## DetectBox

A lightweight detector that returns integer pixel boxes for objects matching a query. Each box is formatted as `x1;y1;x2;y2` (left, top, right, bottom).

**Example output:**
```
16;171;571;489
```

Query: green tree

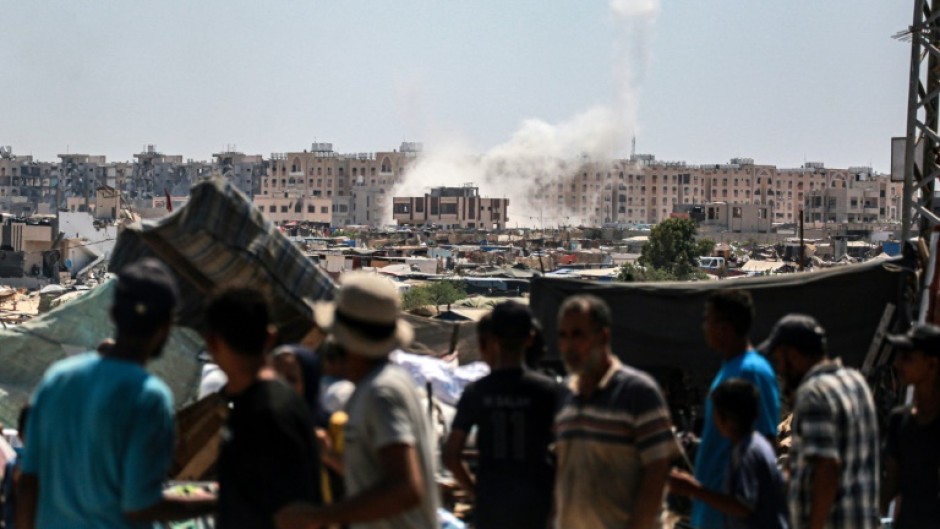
617;263;678;282
426;280;467;312
402;285;433;311
636;218;715;281
401;281;467;313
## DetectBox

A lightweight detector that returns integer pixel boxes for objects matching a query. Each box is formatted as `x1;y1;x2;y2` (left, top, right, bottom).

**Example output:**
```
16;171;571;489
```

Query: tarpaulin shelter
530;258;912;395
0;179;481;427
0;281;204;425
108;179;478;358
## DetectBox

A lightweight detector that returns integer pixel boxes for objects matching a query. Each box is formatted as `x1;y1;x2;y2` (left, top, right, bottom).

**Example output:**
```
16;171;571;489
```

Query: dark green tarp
530;259;910;396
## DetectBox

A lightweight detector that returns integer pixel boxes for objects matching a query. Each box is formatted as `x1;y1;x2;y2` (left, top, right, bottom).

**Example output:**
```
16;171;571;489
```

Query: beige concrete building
253;195;332;226
4;221;53;275
804;176;901;224
260;142;420;227
531;156;902;227
700;202;772;233
95;186;121;220
393;186;509;230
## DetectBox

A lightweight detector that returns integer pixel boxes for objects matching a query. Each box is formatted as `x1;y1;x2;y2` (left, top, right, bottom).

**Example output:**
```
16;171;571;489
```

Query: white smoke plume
390;0;660;228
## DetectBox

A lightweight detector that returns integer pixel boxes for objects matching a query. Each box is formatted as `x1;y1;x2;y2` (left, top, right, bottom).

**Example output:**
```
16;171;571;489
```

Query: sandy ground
0;289;40;324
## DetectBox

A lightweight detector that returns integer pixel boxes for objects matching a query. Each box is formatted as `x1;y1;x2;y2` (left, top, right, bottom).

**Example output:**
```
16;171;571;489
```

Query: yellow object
330;411;348;454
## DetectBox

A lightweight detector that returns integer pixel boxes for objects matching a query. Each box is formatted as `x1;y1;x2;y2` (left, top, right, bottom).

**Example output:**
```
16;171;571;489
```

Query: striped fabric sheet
110;178;337;342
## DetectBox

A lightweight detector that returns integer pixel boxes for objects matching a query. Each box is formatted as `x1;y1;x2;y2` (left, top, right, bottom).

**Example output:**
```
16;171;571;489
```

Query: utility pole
899;0;940;240
799;208;805;272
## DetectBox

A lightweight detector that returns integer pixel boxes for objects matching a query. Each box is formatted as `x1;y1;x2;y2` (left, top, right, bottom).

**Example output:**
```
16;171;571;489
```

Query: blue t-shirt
692;350;780;529
20;353;175;529
723;432;789;529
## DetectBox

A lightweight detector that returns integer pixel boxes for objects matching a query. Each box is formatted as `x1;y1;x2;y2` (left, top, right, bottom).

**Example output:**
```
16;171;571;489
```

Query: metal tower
900;0;940;240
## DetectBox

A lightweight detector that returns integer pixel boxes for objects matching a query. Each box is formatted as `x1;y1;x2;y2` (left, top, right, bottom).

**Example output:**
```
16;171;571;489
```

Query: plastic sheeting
390;350;489;407
531;258;911;395
0;280;204;426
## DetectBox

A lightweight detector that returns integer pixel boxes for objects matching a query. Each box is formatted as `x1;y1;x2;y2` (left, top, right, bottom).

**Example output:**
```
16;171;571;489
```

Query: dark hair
204;286;271;356
477;312;494;348
711;378;759;432
273;345;324;425
18;404;30;441
558;294;612;331
491;301;534;354
706;290;754;336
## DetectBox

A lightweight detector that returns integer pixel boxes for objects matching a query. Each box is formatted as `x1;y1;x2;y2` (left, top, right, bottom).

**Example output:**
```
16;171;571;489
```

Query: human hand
668;469;701;497
314;428;333;452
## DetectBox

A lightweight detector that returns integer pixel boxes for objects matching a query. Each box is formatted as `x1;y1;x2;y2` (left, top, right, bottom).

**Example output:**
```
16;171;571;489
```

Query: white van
698;256;726;271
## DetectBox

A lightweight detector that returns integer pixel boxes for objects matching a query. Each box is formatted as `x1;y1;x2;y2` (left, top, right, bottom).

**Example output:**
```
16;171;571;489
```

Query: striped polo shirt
554;358;679;529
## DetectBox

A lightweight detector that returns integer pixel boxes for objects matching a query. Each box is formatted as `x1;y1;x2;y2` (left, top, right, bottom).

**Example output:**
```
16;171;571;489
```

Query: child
670;379;788;529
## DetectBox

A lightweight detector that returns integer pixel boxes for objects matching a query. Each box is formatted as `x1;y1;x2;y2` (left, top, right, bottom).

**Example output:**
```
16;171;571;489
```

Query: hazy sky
0;1;910;171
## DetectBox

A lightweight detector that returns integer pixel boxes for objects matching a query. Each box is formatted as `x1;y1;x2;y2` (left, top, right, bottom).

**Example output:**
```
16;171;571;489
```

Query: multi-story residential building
57;153;108;208
392;186;509;230
260;142;420;227
804;173;902;224
252;195;332;227
213;150;265;197
531;156;903;227
0;146;53;216
131;145;193;199
0;143;905;231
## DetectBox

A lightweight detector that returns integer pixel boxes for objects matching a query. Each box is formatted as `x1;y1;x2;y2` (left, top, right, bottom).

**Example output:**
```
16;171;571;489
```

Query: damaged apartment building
0;144;267;220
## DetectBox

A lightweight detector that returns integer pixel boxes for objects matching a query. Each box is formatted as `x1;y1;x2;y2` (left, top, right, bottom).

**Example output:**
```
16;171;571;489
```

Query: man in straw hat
277;271;439;529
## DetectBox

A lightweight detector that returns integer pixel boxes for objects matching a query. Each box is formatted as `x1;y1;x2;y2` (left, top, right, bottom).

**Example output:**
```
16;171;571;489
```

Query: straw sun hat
313;271;413;358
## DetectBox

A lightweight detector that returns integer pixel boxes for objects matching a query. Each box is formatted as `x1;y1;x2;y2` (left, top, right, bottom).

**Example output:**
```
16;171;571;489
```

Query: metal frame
901;0;940;241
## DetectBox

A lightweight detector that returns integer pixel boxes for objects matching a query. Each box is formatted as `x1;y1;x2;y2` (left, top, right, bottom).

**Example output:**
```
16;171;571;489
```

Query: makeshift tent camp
108;178;480;360
530;258;913;399
0;280;204;426
0;179;480;426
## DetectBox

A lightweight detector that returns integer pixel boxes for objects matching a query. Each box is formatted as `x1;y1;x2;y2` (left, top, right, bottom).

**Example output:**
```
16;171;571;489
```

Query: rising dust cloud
389;0;660;228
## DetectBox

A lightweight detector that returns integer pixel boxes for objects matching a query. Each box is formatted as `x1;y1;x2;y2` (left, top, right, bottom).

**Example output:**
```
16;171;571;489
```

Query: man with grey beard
553;295;678;529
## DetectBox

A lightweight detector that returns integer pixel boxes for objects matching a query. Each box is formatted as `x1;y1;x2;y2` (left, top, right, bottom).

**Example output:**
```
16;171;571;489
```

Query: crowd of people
1;258;938;529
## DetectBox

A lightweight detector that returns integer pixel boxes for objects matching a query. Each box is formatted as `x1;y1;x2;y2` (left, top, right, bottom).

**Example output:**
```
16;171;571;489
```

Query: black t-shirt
884;405;940;529
452;368;567;529
218;380;322;529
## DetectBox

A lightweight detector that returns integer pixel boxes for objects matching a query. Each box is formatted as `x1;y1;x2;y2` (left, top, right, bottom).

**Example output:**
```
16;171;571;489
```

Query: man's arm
627;457;670;529
125;492;218;523
442;429;475;497
314;428;344;475
880;455;899;516
806;456;840;529
275;443;425;529
669;469;752;519
15;473;38;529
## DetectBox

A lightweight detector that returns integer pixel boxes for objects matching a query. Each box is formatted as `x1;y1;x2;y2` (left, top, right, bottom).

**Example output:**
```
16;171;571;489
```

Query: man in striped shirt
761;314;880;529
553;295;679;529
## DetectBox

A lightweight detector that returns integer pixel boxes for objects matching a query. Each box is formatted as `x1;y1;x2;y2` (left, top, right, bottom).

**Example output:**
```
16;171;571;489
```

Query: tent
0;281;204;425
0;179;479;425
530;258;913;402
